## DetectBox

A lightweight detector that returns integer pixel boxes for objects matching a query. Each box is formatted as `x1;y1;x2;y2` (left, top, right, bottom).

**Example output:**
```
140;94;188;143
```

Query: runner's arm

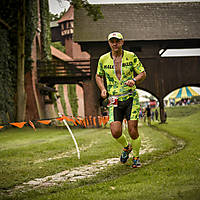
95;74;107;98
125;71;146;87
134;71;146;84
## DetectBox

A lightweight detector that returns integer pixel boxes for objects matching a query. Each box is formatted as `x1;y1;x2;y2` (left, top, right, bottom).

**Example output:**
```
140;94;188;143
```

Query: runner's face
108;38;124;52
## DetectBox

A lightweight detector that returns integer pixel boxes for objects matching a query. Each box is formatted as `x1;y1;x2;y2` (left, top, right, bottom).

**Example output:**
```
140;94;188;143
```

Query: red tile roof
50;45;72;61
58;6;74;23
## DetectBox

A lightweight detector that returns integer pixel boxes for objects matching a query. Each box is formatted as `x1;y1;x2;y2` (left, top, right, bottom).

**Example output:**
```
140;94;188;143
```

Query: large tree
0;0;102;123
0;0;37;122
17;0;26;121
16;0;102;121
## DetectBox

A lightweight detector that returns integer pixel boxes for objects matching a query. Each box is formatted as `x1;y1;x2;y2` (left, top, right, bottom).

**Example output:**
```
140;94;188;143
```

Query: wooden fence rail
37;60;91;84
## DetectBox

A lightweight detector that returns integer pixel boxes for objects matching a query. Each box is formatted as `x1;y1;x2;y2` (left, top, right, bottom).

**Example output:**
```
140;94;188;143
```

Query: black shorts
108;96;140;123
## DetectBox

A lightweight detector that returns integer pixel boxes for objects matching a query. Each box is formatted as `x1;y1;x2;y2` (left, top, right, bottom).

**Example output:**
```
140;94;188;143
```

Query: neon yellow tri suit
97;50;145;123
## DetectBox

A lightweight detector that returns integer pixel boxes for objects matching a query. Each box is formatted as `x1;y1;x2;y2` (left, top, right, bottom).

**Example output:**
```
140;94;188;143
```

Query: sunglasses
109;38;122;43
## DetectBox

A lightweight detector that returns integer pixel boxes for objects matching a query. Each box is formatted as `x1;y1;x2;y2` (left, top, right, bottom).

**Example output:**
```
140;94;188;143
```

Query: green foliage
0;0;39;122
0;0;18;123
51;42;66;53
55;84;79;117
40;0;52;60
25;0;38;72
0;0;17;28
49;0;103;21
0;0;38;73
69;0;104;21
50;89;59;114
0;29;16;123
67;84;78;116
0;0;103;124
58;85;68;116
53;100;59;115
50;9;67;21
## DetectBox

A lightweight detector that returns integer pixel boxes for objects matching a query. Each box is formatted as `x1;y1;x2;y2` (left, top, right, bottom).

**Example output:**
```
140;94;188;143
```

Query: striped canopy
169;87;199;99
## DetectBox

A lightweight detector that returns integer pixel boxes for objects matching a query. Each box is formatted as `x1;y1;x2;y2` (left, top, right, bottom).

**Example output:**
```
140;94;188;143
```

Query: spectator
146;105;151;126
155;109;158;121
151;110;154;121
139;109;143;120
164;111;167;123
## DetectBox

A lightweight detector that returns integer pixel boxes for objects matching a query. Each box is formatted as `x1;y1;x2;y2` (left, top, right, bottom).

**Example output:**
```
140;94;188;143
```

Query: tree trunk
17;0;26;121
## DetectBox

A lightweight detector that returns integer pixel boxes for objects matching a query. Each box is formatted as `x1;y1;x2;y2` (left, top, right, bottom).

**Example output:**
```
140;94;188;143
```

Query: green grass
0;104;200;200
165;104;200;118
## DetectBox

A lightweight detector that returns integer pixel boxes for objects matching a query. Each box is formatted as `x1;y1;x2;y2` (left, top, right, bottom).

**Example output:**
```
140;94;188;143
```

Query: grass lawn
0;104;200;200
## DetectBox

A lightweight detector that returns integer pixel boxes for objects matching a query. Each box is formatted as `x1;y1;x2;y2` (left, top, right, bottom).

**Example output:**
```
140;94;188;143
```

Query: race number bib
108;96;118;107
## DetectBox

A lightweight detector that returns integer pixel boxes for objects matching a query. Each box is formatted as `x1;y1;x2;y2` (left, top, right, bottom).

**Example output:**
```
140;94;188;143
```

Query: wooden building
74;2;200;122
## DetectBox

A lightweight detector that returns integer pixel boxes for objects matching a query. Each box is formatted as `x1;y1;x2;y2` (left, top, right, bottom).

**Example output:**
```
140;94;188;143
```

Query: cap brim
108;32;123;40
109;36;122;40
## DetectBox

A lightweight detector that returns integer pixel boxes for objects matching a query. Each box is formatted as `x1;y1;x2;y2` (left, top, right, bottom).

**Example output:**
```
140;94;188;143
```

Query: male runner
96;32;146;168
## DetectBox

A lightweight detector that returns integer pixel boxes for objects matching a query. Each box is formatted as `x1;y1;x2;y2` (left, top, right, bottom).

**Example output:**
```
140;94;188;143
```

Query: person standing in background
155;109;158;121
146;105;151;126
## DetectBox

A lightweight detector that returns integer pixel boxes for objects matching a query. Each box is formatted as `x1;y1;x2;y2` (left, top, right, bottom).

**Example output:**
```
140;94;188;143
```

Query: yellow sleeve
133;54;144;74
96;56;105;76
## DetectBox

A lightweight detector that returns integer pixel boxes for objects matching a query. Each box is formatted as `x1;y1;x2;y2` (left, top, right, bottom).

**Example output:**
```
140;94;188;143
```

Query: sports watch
133;78;136;82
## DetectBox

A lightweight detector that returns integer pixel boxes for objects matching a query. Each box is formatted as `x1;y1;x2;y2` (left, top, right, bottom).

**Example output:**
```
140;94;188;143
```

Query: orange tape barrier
0;115;109;131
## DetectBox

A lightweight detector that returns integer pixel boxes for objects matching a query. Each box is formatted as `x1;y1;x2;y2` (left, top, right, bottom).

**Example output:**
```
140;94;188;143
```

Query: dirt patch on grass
33;141;97;164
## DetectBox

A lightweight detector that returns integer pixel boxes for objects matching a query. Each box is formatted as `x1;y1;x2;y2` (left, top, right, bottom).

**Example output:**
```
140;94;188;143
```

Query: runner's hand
101;89;107;99
125;80;135;87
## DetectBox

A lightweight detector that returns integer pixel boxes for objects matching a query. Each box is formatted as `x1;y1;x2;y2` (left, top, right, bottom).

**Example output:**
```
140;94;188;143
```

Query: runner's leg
109;101;131;163
128;120;141;157
109;105;128;146
125;93;142;167
110;121;127;144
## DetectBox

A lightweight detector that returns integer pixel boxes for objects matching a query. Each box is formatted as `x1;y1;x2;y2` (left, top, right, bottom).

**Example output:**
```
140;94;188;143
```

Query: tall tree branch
0;18;12;30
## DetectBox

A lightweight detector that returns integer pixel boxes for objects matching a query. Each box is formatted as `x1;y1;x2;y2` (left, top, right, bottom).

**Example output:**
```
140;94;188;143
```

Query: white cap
108;32;123;40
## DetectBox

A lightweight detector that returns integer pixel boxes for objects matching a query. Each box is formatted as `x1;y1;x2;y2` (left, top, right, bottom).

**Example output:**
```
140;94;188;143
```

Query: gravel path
10;137;155;193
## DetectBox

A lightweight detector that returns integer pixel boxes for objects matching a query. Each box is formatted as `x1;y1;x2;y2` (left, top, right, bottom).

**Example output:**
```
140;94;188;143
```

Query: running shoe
120;144;132;163
132;157;141;168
